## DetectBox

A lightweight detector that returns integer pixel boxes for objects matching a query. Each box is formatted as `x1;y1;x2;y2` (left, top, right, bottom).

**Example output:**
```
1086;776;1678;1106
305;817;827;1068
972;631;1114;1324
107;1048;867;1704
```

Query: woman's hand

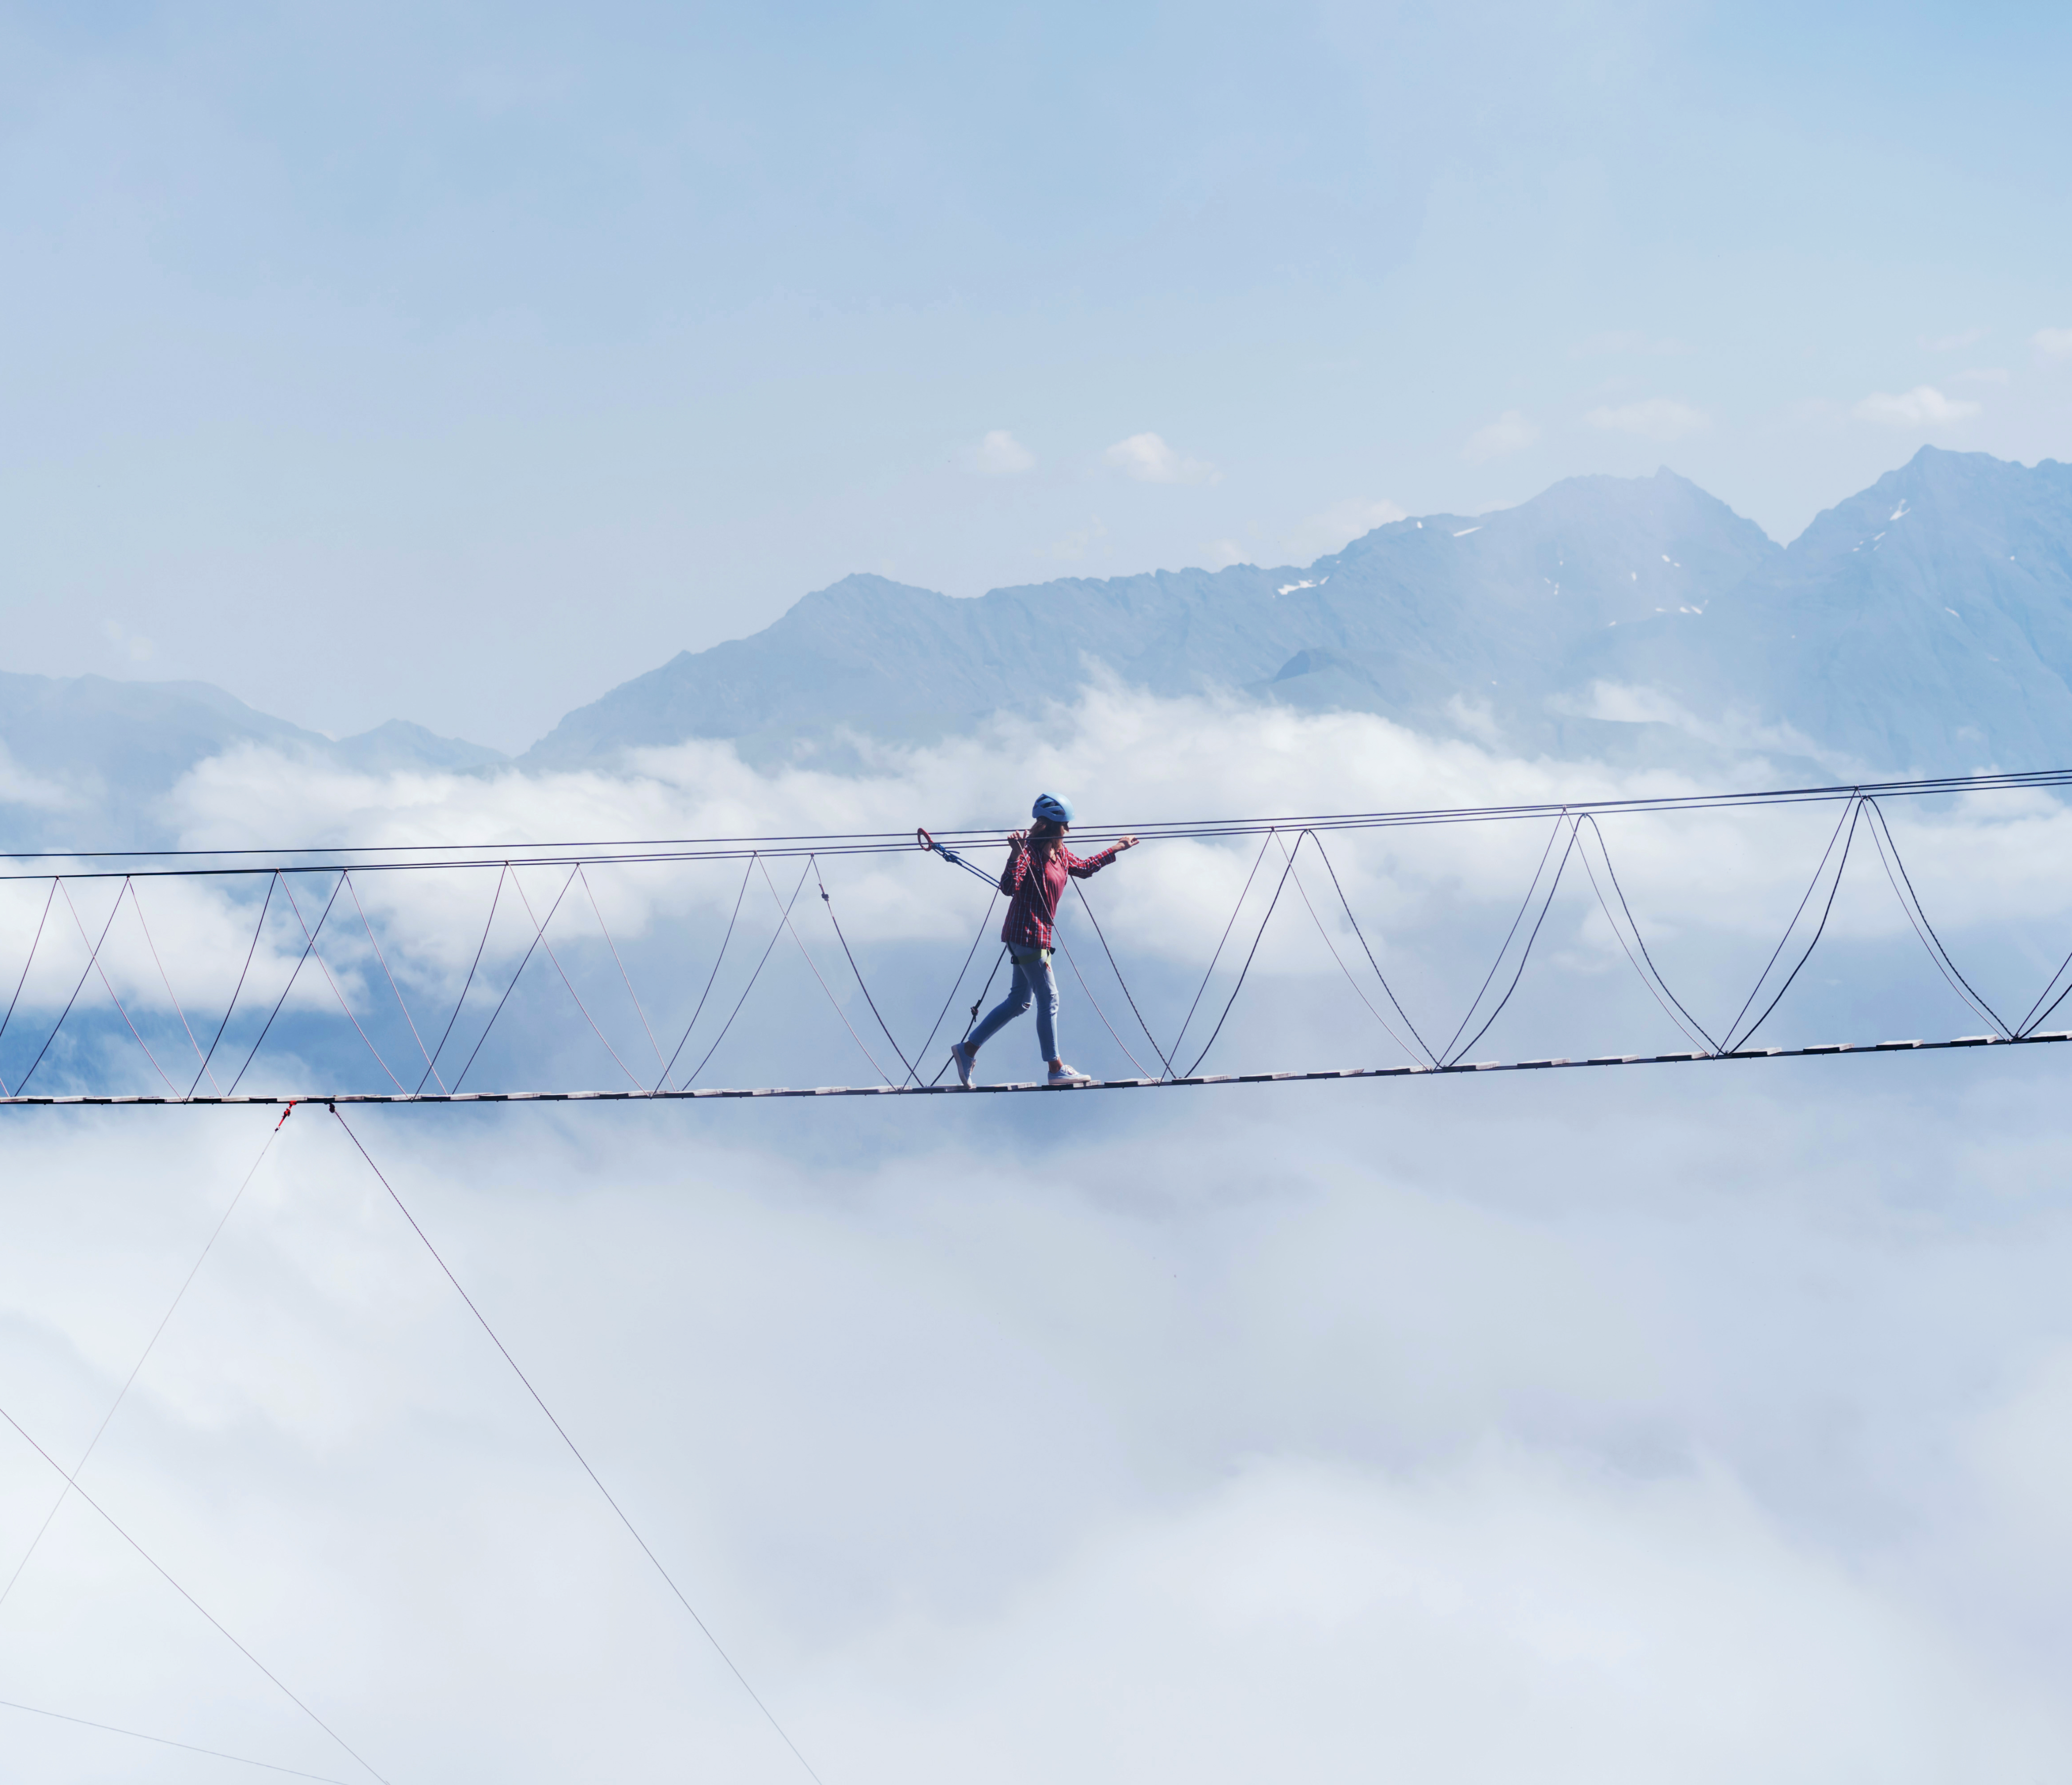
1009;830;1028;851
1117;836;1140;850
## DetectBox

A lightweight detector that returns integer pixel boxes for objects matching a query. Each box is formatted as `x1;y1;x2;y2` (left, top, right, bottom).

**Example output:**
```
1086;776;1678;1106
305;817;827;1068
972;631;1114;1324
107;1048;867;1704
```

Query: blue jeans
967;947;1058;1061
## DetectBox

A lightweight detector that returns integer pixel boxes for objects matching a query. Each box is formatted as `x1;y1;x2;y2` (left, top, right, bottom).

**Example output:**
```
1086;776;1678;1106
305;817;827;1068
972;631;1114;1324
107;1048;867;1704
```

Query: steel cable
1571;817;1716;1055
344;871;447;1090
1070;881;1174;1077
1861;798;2010;1036
55;879;182;1095
1446;819;1581;1067
0;1113;290;1616
328;1108;825;1785
450;865;581;1093
0;1401;389;1783
0;876;58;1091
416;866;507;1094
657;855;755;1090
1717;796;1860;1053
812;863;915;1081
678;859;811;1088
905;888;999;1086
1303;835;1438;1067
190;873;278;1098
579;864;671;1076
1723;799;1864;1052
1182;833;1308;1077
0;1696;347;1782
1169;831;1276;1074
126;879;223;1092
227;874;349;1095
757;856;893;1085
1274;833;1427;1065
1439;815;1568;1066
275;876;409;1093
508;869;650;1092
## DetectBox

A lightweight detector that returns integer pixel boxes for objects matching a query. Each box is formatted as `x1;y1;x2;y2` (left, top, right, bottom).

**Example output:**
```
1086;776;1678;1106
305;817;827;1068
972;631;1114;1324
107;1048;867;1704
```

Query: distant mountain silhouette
525;464;1784;768
0;674;503;848
521;450;2072;776
9;448;2069;852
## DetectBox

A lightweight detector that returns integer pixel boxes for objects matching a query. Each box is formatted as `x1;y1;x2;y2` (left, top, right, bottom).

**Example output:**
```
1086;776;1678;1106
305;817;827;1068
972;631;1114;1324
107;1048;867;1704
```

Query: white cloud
1852;386;1982;427
10;1020;2072;1779
1103;432;1218;486
1919;327;1988;352
0;743;72;811
1953;367;2010;386
1583;398;1709;442
975;429;1035;475
1463;411;1539;463
1281;497;1408;560
1199;539;1248;571
2033;327;2072;362
17;694;2072;1781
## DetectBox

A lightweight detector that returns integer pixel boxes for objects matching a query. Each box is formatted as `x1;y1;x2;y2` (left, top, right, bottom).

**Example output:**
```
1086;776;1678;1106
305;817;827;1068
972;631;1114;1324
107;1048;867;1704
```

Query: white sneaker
950;1041;977;1088
1047;1063;1094;1086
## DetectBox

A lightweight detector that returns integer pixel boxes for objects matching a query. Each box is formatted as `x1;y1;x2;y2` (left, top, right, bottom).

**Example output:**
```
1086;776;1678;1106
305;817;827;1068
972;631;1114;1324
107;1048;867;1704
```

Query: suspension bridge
4;767;2071;1107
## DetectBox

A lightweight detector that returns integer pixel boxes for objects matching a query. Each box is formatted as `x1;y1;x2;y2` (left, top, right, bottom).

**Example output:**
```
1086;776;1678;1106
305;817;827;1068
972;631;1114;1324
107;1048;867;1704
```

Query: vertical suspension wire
811;861;915;1081
1168;830;1276;1074
1070;880;1174;1078
53;880;181;1094
227;873;350;1095
1860;797;2009;1037
0;876;59;1094
122;879;224;1092
415;865;507;1095
657;855;755;1090
275;875;410;1093
1715;793;1858;1051
678;857;812;1089
1304;834;1438;1068
1439;813;1571;1066
577;863;671;1077
1055;937;1153;1077
1444;816;1582;1067
15;876;129;1095
1721;796;1865;1053
1272;831;1427;1065
1571;815;1717;1055
189;872;278;1098
343;870;448;1091
450;864;582;1093
754;855;893;1085
506;868;649;1091
1180;829;1310;1077
904;886;999;1085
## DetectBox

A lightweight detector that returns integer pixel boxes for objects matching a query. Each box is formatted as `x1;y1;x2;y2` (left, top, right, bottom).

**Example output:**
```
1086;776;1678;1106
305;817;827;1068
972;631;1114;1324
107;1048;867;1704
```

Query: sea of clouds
4;689;2072;1780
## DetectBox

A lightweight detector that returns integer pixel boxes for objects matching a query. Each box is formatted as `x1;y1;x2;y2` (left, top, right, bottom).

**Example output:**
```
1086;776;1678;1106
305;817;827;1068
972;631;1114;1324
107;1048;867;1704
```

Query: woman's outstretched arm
1068;836;1139;878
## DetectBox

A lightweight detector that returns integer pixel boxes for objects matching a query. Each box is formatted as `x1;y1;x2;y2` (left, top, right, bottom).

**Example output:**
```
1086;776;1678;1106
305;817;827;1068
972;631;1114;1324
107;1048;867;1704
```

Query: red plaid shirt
999;840;1120;950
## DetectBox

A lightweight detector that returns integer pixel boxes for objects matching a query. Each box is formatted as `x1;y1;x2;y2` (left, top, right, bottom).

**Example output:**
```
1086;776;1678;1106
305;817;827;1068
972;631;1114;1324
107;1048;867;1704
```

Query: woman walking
951;794;1138;1088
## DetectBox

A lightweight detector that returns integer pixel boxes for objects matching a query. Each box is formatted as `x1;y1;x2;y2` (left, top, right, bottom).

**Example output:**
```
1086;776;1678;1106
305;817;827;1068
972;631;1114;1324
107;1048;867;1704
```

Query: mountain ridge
8;448;2071;851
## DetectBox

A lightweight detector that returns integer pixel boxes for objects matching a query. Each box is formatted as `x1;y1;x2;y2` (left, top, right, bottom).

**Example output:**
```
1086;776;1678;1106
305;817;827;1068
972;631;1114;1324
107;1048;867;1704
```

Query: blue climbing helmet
1031;792;1074;826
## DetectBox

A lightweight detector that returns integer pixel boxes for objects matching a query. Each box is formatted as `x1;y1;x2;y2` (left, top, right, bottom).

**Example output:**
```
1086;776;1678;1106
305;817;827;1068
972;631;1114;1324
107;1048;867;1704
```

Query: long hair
1027;817;1070;874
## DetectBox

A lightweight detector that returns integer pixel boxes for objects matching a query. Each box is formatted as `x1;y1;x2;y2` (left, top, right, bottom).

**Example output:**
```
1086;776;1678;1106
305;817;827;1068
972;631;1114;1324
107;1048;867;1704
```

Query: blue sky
3;0;2068;748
